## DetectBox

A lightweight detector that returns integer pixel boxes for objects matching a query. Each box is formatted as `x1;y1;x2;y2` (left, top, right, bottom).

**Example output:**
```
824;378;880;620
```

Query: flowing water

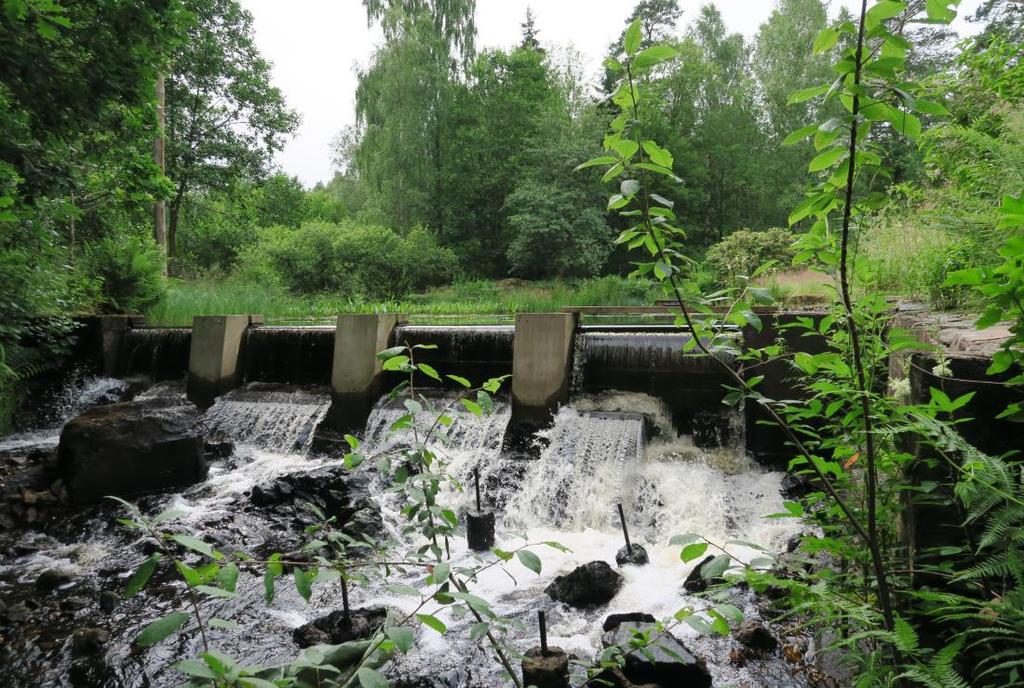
0;375;807;687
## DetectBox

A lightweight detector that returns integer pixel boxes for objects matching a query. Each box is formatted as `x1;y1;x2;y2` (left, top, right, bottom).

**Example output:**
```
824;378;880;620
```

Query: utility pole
153;74;168;275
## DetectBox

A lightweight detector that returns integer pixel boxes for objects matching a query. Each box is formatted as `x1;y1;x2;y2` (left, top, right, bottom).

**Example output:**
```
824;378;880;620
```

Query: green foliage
922;238;978;310
164;0;299;267
243;221;457;300
704;228;796;286
82;234;166;314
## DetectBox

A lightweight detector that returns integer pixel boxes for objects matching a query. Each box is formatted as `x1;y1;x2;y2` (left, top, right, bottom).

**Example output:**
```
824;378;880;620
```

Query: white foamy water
342;394;803;686
0;376;127;453
202;386;331;455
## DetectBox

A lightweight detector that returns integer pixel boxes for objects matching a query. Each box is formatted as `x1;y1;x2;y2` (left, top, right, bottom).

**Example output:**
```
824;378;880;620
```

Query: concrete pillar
73;315;146;376
326;313;403;433
187;315;255;408
511;313;578;424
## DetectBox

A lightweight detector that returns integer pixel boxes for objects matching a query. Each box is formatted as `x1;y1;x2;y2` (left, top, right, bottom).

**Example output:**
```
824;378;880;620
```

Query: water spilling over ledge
202;384;331;454
242;326;335;386
117;327;191;381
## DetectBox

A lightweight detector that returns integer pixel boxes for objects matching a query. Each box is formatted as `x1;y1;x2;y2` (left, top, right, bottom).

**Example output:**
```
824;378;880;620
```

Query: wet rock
736;619;778;653
600;622;712;688
37;567;77;591
58;400;207;504
292;607;386;648
69;658;112;687
99;591;120;613
615;544;649;566
780;472;812;500
545;561;623;609
60;596;90;611
602;612;656;633
683;556;723;594
250;466;380;538
71;627;109;655
4;601;30;622
522;646;570;688
393;668;473;688
204;439;234;460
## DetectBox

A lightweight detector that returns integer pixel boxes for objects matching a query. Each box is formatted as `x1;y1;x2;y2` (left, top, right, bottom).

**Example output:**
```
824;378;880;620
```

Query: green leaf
517;550;542;575
701;554;731;580
417;363;441;381
209;618;239;630
681;542;708;563
294;567;313;602
788;84;829;104
387;626;415;653
170;534;219;560
808;147;846;172
642;141;673;168
632;45;677;70
470;622;490;640
783;124;819;146
813;27;839;53
125;553;161;598
575;155;618;171
196;584;238;599
376;346;405;360
217;563;238;593
417;613;447;635
446;374;471;388
264;554;282;604
460;398;483;416
624;18;642;56
925;0;957;22
173;658;217;679
136;611;190;647
382;355;410;371
357;667;390;688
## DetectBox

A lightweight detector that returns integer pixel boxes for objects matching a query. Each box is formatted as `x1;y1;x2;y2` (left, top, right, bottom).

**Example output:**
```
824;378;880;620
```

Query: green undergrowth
144;275;661;325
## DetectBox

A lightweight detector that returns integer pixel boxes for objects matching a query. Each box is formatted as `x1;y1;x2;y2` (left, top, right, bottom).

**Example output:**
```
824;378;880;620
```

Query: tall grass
145;275;660;325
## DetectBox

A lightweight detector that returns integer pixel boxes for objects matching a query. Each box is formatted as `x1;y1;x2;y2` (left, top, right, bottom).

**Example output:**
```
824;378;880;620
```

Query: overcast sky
240;0;982;187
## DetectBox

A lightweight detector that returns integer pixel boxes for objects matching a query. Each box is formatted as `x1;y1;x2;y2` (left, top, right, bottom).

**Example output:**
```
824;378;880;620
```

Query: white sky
240;0;983;186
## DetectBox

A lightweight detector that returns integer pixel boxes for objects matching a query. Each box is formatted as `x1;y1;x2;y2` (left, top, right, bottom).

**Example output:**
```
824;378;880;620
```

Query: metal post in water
617;503;632;555
474;466;482;513
538;610;548;655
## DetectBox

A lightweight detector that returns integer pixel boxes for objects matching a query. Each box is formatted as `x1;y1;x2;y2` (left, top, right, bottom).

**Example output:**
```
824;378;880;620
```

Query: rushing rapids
0;369;812;687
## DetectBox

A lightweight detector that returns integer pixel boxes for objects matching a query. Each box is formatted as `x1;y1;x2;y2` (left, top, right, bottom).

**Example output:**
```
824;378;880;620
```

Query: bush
923;238;978;310
81;233;166;314
505;179;612;279
705;228;796;286
242;221;457;300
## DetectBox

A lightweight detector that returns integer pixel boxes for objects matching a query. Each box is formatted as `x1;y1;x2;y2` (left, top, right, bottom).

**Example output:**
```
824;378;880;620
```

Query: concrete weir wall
187;315;261;408
326;313;404;433
511;313;579;424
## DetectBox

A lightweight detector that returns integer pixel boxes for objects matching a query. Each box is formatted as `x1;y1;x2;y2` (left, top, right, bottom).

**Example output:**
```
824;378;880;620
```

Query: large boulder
58;400;206;504
545;561;623;609
600;621;712;688
292;607;386;648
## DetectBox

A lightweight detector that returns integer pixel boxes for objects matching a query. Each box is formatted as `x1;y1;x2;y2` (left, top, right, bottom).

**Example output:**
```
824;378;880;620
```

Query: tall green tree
164;0;298;271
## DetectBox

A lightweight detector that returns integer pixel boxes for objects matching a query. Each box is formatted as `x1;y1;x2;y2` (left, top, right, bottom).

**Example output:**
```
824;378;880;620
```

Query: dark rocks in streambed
602;612;656;633
598;621;712;688
58;399;206;504
36;566;78;591
249;466;382;539
293;607;386;647
71;627;109;655
393;668;473;688
735;619;779;653
545;561;623;608
615;544;649;566
204;438;234;460
683;555;724;594
522;646;570;688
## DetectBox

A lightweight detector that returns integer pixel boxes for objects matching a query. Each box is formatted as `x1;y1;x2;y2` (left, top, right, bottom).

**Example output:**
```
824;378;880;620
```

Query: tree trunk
153;74;167;275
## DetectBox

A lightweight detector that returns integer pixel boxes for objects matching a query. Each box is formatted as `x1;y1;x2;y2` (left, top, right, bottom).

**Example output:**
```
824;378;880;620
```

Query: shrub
242;221;456;300
705;228;796;286
923;238;978;310
82;233;166;314
505;179;612;279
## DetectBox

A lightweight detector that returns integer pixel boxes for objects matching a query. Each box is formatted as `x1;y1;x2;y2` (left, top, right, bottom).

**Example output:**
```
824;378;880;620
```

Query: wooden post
617;503;632;555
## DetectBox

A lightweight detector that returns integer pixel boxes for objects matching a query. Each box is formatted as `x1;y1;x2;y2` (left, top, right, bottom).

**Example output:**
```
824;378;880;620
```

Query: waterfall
242;326;335;386
118;327;191;380
202;385;331;454
572;327;736;437
392;325;515;388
